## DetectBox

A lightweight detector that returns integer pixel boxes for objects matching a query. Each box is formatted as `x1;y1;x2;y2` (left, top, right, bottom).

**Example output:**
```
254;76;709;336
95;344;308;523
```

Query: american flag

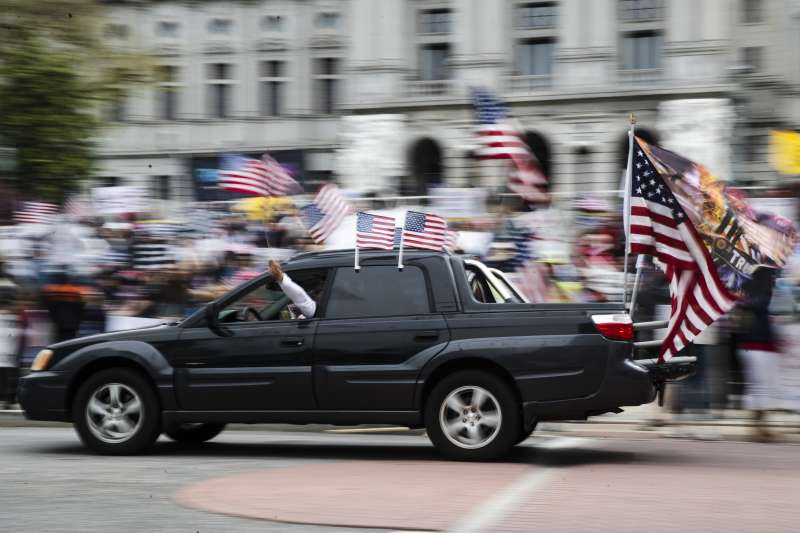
628;137;737;361
402;211;447;251
508;225;547;303
14;202;58;224
471;87;547;203
356;212;396;250
393;227;403;248
302;184;350;244
442;230;458;253
218;153;299;197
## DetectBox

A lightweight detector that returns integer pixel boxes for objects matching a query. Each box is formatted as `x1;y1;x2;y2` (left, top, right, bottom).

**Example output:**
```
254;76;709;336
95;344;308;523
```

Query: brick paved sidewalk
176;436;800;532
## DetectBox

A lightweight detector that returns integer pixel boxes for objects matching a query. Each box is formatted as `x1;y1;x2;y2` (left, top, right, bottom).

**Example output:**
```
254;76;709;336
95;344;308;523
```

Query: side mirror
205;302;233;338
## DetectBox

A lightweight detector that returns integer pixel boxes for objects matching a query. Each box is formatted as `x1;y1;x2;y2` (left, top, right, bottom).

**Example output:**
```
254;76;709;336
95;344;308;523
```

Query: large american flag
218;153;299;197
628;138;737;361
356;212;396;250
14;202;58;224
471;87;547;203
302;184;350;244
402;211;447;251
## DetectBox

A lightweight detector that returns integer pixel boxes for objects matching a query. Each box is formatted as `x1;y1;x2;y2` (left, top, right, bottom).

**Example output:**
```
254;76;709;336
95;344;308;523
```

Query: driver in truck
268;260;317;319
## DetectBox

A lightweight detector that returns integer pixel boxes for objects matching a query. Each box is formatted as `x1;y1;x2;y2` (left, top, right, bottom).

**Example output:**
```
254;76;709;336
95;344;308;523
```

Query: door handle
281;337;304;347
414;330;439;341
184;362;207;367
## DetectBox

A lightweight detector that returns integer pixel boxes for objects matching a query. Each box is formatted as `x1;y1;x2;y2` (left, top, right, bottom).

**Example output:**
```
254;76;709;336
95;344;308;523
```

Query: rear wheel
425;370;520;461
73;368;161;455
164;422;226;444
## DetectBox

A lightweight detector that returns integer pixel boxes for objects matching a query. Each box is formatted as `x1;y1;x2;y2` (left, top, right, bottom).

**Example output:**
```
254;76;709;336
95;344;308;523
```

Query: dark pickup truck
19;250;693;460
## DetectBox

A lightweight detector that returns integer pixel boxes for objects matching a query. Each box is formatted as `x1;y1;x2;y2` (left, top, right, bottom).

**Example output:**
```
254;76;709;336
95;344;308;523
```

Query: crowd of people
0;190;798;441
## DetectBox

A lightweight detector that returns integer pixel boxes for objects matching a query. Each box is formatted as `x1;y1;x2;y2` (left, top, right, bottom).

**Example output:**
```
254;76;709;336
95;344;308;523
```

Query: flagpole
354;243;360;271
397;227;405;271
629;255;646;320
623;113;636;312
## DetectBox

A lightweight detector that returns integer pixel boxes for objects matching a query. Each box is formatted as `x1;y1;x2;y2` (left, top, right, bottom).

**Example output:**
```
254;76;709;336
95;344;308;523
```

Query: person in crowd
734;266;781;442
0;262;19;408
40;268;86;342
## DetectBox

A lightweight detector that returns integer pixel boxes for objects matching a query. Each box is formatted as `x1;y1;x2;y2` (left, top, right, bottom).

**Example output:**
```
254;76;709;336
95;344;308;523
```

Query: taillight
591;314;633;342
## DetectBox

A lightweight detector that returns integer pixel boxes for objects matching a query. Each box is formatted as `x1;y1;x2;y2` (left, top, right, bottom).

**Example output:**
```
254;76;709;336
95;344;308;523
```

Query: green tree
0;0;151;203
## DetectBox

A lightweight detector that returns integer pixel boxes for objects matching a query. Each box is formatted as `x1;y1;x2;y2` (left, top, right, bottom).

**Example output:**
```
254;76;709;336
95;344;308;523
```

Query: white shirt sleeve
278;273;317;318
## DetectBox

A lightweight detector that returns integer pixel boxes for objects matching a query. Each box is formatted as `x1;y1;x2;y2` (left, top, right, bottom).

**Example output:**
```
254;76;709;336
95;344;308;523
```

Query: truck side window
466;269;502;304
325;266;431;319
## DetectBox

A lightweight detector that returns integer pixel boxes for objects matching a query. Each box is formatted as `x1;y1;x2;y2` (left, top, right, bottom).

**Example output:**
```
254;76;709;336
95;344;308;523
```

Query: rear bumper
17;371;70;422
522;343;657;424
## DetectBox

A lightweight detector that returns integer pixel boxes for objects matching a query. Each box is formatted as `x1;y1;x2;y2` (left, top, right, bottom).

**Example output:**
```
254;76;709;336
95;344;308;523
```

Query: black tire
164;422;226;444
515;423;538;445
424;370;521;461
72;368;161;455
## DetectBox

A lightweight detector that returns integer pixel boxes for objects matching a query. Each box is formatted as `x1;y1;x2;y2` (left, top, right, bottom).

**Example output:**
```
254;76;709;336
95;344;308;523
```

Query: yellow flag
770;130;800;175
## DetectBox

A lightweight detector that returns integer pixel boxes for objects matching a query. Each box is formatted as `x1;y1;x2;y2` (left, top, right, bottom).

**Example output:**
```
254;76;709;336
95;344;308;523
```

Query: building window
152;176;171;200
156;21;180;37
316;12;340;29
419;8;451;34
206;63;233;118
208;18;233;34
621;31;662;70
742;47;762;72
517;39;554;76
618;0;662;21
262;15;284;31
742;0;763;23
313;58;341;114
156;66;179;120
259;60;287;116
108;90;127;122
516;2;557;29
420;44;450;80
105;24;129;39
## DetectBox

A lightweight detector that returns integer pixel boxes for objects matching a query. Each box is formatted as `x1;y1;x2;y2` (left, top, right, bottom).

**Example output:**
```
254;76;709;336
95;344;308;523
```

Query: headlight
31;349;54;372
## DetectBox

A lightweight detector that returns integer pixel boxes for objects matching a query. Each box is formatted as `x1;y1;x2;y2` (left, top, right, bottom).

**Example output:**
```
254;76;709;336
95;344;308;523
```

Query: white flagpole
397;223;405;271
623;113;636;312
354;213;361;271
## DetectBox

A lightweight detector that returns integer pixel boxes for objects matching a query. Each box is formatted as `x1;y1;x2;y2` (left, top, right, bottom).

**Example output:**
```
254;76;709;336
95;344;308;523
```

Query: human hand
269;260;284;283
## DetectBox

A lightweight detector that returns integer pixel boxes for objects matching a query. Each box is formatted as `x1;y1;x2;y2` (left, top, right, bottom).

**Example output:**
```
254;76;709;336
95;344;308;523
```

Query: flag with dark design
627;136;799;361
301;184;350;244
218;153;300;197
470;87;547;203
401;211;447;251
356;212;396;250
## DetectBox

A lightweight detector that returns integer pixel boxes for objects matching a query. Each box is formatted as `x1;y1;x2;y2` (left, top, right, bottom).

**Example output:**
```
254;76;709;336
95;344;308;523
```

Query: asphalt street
1;426;799;532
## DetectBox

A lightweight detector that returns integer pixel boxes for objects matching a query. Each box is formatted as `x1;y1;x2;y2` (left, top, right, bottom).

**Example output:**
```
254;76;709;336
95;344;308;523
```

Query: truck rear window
324;266;431;318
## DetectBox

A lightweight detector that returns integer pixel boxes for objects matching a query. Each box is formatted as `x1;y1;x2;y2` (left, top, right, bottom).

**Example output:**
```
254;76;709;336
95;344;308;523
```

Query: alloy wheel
439;385;502;449
85;383;143;444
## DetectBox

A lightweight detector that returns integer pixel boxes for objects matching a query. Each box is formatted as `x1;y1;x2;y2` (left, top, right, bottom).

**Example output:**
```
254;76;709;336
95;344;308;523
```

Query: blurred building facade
98;0;800;202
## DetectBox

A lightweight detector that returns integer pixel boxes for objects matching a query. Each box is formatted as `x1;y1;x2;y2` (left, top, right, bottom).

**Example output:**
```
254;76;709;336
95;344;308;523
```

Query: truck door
313;262;450;410
173;270;327;411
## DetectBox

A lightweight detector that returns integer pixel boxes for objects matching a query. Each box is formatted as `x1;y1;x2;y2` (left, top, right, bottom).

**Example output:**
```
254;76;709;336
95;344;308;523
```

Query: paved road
1;427;799;532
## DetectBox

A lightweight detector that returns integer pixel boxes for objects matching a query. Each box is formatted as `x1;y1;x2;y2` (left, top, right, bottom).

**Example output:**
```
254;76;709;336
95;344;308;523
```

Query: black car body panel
19;250;683;430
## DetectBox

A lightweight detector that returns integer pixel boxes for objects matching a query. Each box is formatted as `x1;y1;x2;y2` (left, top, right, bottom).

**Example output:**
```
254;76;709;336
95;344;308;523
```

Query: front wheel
425;370;520;461
73;368;161;455
164;422;226;444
